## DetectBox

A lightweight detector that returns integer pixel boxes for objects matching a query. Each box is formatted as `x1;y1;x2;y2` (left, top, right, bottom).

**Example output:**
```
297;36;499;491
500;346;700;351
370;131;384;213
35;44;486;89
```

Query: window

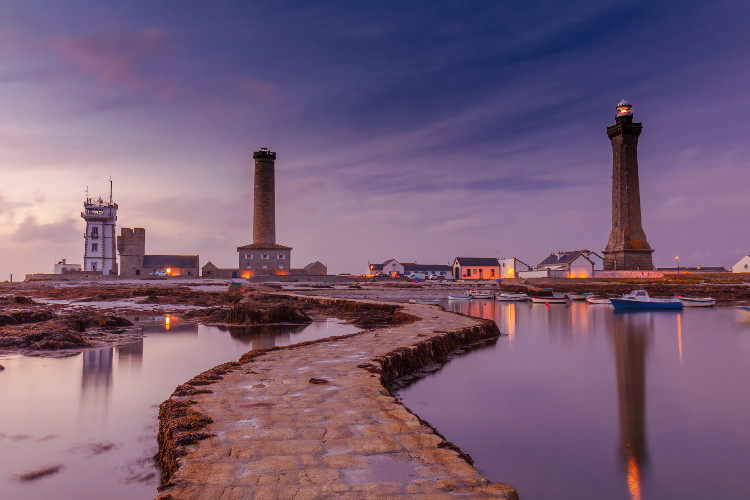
91;227;98;237
246;265;252;269
261;254;270;260
92;243;98;251
277;254;285;259
135;270;140;276
262;265;268;269
279;265;284;269
245;254;252;259
490;269;496;277
473;269;478;275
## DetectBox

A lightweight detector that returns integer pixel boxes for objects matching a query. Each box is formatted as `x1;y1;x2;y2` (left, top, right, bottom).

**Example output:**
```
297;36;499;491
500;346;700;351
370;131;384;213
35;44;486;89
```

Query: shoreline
155;295;518;499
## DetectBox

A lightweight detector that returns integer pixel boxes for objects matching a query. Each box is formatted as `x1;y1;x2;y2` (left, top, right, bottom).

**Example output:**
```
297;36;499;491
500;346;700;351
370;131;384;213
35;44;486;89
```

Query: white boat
469;290;494;299
530;295;568;304
610;289;682;310
496;292;529;302
678;296;715;307
586;296;611;305
566;293;588;301
448;294;471;301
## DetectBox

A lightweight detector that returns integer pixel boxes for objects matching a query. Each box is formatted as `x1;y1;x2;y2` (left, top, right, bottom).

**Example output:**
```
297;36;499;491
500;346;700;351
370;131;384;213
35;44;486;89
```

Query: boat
586;296;611;305
469;290;494;299
448;294;471;301
609;289;682;310
530;295;568;304
566;293;589;301
416;299;441;305
496;292;529;302
678;296;716;307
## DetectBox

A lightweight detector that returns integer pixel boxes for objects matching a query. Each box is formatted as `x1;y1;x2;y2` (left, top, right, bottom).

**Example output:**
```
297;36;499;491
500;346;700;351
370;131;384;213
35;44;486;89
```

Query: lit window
491;269;496;277
473;269;478;275
92;243;98;251
262;254;270;259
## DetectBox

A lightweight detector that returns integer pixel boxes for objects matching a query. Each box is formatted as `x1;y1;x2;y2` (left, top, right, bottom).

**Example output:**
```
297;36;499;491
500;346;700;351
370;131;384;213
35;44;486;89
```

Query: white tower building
81;181;118;275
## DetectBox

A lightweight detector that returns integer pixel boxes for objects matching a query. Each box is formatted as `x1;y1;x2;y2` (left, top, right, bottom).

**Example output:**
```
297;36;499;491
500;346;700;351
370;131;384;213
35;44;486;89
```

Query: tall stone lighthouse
603;100;654;271
237;148;292;276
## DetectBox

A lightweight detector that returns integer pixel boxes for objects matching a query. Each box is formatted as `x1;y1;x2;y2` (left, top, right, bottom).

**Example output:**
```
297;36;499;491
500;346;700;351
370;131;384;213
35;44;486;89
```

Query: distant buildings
733;255;750;273
452;257;501;280
54;259;81;274
118;228;199;277
519;250;603;278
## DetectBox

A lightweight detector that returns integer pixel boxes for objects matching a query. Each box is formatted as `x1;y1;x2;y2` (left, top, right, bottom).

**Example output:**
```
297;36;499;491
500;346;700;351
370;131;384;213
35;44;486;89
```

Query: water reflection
608;312;652;500
0;318;360;499
81;348;113;406
216;324;306;348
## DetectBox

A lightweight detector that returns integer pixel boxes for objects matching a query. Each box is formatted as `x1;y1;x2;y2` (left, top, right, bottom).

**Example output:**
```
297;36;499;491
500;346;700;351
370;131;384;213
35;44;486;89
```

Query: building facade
53;259;81;274
452;257;501;280
733;255;750;273
499;257;532;278
117;227;199;278
81;191;118;275
535;250;603;278
603;100;655;270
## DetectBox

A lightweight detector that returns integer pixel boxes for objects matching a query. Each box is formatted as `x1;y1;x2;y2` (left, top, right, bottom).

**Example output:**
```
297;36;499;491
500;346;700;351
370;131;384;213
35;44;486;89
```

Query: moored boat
530;295;568;304
496;292;529;302
586;296;611;305
469;289;494;299
610;289;682;310
448;293;471;301
678;296;715;307
566;293;588;301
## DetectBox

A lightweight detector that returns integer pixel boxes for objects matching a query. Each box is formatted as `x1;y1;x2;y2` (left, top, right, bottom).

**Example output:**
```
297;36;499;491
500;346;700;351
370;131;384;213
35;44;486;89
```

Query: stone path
156;299;518;499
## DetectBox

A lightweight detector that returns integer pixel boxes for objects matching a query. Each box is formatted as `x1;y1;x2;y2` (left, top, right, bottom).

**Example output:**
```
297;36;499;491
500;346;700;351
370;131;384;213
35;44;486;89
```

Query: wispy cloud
55;28;177;98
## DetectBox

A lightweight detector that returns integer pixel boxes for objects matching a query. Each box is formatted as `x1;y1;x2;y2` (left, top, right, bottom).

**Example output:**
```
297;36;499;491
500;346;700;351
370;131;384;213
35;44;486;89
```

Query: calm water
398;301;750;500
0;316;359;499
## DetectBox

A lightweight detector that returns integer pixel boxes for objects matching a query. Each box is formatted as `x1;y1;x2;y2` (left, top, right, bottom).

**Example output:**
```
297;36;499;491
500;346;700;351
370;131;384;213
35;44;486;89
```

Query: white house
732;255;750;273
499;257;533;278
53;259;82;274
526;250;604;278
368;259;405;276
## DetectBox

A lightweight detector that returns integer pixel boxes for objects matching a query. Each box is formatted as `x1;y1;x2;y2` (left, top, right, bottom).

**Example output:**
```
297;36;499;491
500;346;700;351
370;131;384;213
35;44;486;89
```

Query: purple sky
1;1;749;279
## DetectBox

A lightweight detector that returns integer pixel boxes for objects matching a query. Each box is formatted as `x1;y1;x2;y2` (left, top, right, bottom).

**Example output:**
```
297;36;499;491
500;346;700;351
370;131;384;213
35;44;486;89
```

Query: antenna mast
109;176;113;205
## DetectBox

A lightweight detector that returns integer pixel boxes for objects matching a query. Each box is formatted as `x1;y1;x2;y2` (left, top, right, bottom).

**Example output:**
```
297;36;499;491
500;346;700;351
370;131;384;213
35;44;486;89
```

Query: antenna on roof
109;176;113;205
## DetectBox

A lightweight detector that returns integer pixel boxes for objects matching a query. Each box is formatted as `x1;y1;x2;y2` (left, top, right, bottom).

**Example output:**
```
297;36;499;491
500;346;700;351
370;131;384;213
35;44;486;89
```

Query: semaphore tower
81;180;118;275
237;148;292;276
603;100;654;271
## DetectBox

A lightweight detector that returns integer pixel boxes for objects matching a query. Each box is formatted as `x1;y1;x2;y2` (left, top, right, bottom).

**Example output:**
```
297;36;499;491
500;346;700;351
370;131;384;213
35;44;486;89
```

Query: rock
0;363;5;371
11;296;36;305
0;314;18;326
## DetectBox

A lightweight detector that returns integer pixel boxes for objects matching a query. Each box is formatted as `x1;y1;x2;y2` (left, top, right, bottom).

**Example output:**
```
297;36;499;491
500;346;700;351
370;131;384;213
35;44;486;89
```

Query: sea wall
155;296;518;499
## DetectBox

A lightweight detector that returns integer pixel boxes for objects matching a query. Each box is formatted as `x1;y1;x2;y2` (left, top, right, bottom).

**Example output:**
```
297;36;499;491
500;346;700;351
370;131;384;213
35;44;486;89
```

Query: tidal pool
398;301;750;500
0;316;359;499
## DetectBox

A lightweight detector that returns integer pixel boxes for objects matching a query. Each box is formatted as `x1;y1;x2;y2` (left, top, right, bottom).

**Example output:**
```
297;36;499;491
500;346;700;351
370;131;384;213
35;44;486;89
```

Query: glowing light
626;454;642;500
165;314;171;331
677;313;683;367
507;303;516;345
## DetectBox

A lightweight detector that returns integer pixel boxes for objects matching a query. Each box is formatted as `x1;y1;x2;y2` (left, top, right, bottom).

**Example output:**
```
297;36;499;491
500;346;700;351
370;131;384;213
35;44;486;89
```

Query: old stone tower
81;181;118;275
117;227;146;278
603;100;654;271
237;148;292;276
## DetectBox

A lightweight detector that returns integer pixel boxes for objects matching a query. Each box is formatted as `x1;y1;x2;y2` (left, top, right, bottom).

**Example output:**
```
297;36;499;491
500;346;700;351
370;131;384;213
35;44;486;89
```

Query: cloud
55;28;177;98
10;216;80;244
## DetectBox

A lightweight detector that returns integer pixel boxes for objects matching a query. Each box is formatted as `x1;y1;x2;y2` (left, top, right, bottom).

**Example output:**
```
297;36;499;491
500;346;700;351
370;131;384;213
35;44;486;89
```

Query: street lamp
675;256;679;274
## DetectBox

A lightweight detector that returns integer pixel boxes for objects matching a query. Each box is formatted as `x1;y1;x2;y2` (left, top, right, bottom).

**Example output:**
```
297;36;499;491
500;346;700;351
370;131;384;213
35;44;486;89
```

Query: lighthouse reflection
609;311;652;500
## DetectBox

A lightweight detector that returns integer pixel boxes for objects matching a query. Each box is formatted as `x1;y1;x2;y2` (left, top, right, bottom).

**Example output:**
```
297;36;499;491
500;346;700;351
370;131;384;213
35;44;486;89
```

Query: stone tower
237;148;292;276
253;148;276;246
81;181;118;275
603;100;654;271
117;227;146;278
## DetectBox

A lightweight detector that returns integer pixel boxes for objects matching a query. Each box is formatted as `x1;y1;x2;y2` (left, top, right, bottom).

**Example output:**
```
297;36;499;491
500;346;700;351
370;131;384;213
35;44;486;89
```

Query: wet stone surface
157;299;518;499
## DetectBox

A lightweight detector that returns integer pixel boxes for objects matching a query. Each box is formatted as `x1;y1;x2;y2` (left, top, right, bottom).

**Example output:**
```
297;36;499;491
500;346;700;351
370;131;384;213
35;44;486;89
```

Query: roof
538;250;601;267
304;261;326;270
237;243;293;250
143;255;199;268
403;264;452;272
453;257;500;266
369;264;384;271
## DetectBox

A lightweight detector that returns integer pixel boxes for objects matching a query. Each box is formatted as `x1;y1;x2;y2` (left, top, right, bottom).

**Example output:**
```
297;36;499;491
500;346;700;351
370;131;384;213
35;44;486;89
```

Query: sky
1;0;749;279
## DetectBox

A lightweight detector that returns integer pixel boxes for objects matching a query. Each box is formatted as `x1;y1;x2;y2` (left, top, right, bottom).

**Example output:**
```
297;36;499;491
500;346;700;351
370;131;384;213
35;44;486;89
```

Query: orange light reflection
677;313;683;367
626;454;641;500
